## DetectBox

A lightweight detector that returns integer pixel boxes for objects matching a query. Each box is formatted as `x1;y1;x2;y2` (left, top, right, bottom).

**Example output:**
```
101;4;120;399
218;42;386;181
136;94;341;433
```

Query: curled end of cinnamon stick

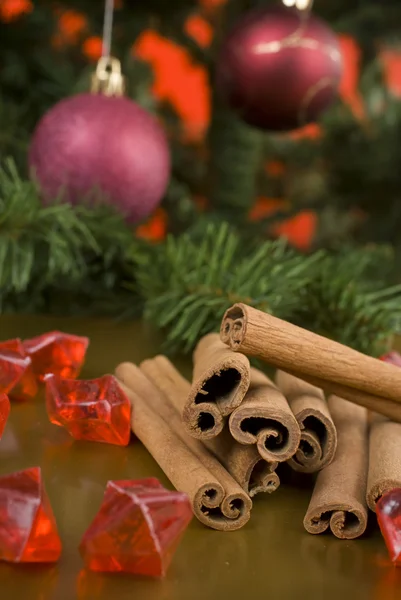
275;371;337;474
185;333;250;439
194;484;252;531
229;409;300;463
192;334;250;415
367;479;401;513
304;504;367;540
183;402;225;440
247;460;280;498
288;409;337;474
220;304;247;349
229;371;301;463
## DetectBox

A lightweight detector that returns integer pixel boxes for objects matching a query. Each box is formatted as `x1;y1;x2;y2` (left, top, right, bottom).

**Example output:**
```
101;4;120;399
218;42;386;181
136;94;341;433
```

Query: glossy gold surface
0;315;399;600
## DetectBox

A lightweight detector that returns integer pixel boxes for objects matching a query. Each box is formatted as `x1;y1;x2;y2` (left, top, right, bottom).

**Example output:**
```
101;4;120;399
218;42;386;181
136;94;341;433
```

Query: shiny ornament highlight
215;5;343;131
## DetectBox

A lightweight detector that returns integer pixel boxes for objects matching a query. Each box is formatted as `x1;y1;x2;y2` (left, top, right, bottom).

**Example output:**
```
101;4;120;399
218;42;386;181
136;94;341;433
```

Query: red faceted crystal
45;374;131;446
377;488;401;564
0;467;62;563
23;331;89;381
0;339;38;401
380;351;401;368
79;478;193;577
0;394;10;439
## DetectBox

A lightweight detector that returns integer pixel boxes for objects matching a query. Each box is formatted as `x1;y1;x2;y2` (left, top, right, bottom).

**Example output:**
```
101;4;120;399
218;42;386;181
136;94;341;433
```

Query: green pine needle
134;222;322;352
296;248;401;356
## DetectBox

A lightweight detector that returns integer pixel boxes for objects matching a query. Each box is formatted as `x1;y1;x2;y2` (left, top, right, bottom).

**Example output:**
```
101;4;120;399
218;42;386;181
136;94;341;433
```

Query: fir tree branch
0;160;139;312
134;222;322;352
295;247;401;356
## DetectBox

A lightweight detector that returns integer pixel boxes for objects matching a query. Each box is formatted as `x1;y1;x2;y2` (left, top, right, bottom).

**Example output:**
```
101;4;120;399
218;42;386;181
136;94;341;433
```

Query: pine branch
0;160;139;313
134;222;322;352
295;247;401;356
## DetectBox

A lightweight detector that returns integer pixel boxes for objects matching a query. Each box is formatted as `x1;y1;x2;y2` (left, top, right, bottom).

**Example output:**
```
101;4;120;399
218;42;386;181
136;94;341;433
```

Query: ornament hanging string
91;0;125;96
282;0;314;12
102;0;115;58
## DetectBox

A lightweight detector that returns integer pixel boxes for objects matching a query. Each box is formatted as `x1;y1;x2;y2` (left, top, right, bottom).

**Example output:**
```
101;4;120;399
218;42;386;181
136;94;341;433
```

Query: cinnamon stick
275;371;337;473
228;368;301;463
207;430;280;498
141;355;279;498
115;362;252;531
303;396;368;540
286;370;401;424
183;333;251;440
220;303;401;407
366;413;401;511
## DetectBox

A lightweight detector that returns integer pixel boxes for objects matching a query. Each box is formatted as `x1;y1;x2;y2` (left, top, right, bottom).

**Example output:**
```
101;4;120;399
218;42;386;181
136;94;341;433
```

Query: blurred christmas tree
0;0;401;354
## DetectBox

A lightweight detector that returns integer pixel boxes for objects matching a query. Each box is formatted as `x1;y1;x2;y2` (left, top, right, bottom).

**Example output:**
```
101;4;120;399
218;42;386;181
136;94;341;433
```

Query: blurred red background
1;0;401;249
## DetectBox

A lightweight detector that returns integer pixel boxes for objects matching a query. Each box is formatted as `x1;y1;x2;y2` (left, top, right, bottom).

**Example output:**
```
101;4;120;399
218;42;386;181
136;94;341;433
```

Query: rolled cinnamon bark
207;430;280;498
303;396;368;540
228;368;301;463
366;413;401;512
287;370;401;424
115;362;252;531
220;303;401;406
275;371;337;473
141;355;279;498
183;333;251;440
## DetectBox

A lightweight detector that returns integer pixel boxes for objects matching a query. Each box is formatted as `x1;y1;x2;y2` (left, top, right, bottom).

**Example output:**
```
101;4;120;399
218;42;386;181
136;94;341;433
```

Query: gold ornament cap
91;56;125;97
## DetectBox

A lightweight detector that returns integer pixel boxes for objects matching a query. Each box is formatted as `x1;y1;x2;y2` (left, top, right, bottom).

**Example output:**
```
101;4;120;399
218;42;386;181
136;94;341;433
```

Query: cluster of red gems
0;331;192;577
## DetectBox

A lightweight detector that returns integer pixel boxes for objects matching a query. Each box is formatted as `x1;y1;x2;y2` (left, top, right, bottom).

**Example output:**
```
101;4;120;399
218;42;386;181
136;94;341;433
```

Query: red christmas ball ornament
215;5;343;132
29;93;171;222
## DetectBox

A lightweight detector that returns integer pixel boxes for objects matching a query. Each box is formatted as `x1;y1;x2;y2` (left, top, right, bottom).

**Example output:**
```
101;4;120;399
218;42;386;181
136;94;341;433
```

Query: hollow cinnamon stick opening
366;413;401;512
115;361;252;531
275;371;337;473
207;429;280;498
183;333;251;440
303;396;368;540
141;355;279;498
220;303;401;406
228;368;300;463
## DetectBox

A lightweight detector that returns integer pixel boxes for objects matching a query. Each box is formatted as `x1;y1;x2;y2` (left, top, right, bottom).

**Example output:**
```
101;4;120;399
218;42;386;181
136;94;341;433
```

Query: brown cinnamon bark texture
207;430;280;498
366;413;401;511
115;361;252;531
275;371;337;473
303;396;368;540
183;333;251;440
228;368;300;463
220;304;401;420
141;355;279;498
287;370;401;424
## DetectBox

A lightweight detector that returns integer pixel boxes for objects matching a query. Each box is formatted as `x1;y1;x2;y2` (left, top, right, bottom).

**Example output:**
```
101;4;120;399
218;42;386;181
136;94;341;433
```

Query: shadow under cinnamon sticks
115;361;253;531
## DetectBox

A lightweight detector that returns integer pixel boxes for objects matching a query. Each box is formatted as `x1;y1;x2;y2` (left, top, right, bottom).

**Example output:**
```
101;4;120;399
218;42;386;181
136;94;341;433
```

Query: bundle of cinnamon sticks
114;302;401;538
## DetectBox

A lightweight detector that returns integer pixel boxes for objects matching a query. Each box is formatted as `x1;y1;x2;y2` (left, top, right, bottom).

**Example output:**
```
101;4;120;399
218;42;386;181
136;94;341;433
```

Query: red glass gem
45;374;131;446
0;339;38;401
23;331;89;381
0;467;62;563
380;351;401;368
79;478;193;577
0;394;10;439
377;488;401;564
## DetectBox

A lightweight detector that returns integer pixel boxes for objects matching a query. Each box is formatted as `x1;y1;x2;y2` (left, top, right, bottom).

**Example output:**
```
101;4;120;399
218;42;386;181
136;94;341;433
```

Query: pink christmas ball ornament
28;94;171;223
215;5;343;132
